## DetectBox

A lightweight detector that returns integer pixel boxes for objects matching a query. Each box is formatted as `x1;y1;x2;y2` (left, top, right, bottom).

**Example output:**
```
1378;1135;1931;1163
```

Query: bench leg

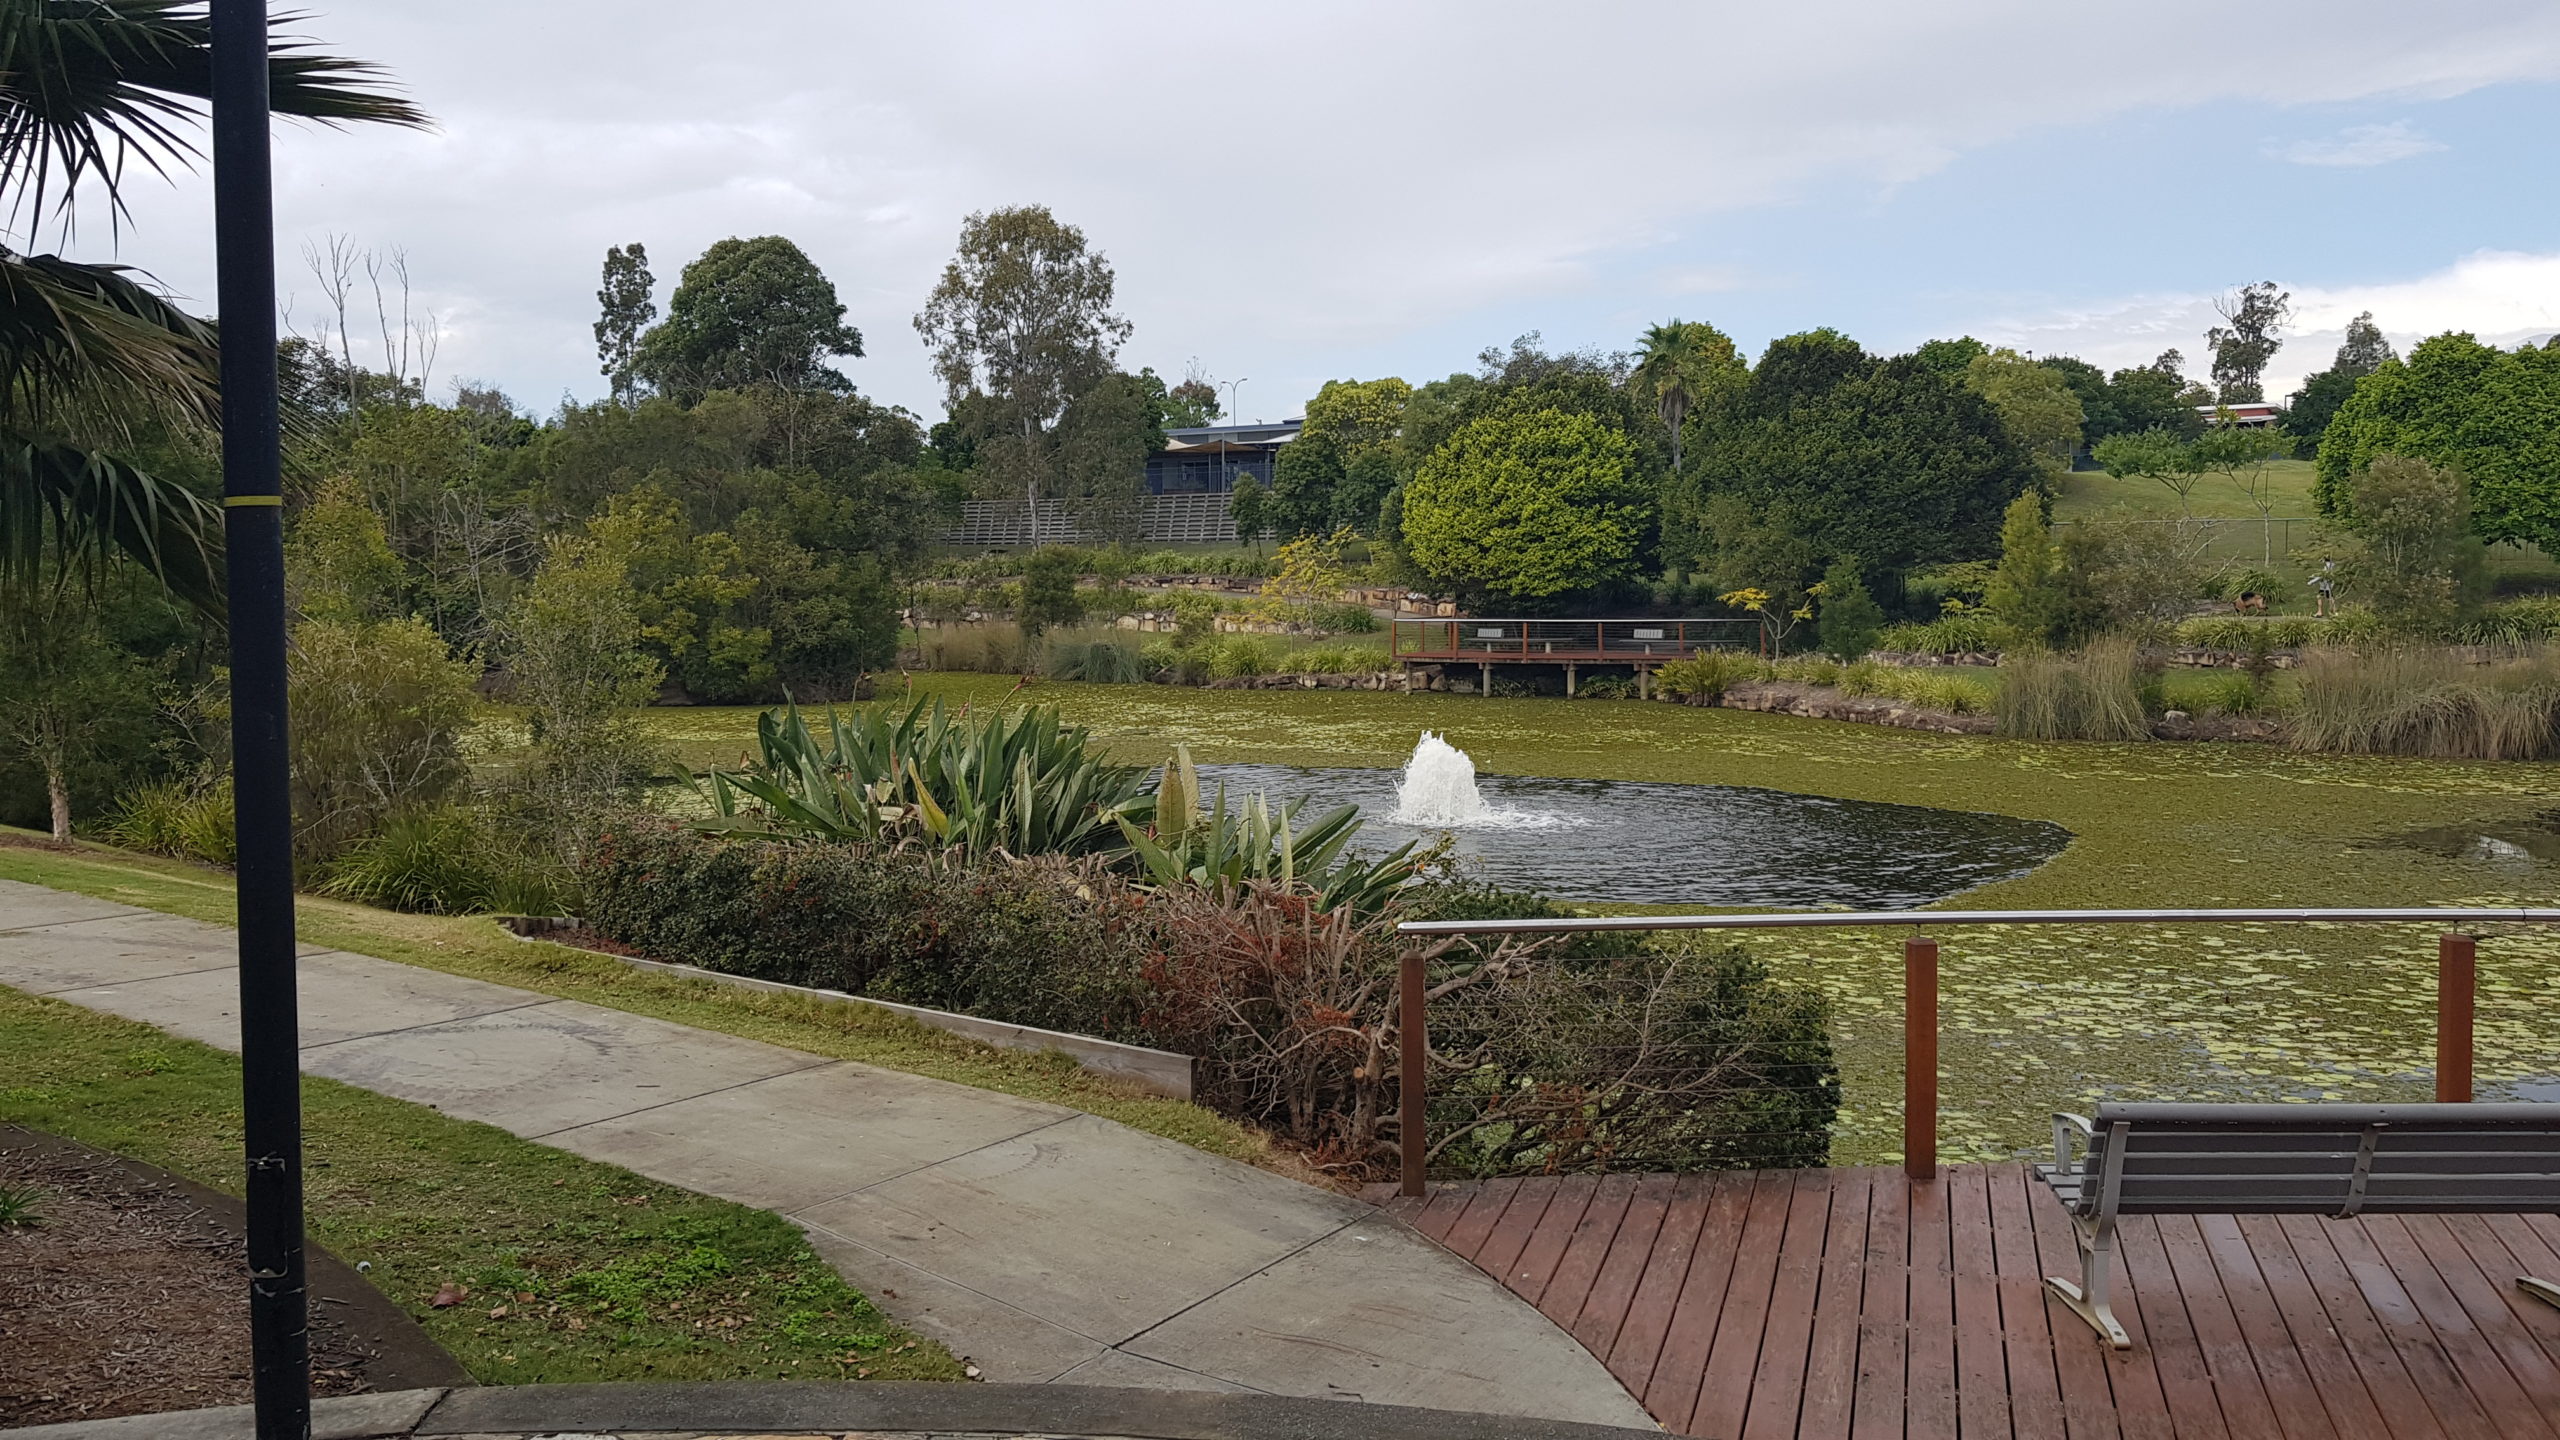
2047;1218;2132;1349
2522;1277;2560;1309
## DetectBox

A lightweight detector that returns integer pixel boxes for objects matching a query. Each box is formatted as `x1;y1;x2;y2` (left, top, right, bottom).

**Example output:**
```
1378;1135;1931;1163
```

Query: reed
2288;646;2560;760
1994;638;2151;741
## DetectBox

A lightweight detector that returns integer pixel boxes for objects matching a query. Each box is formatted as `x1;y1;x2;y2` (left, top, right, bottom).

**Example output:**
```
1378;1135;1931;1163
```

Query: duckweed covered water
642;677;2560;1165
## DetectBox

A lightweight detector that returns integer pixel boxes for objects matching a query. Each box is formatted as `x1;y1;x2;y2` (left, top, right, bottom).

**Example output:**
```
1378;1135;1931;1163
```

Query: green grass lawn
2052;458;2320;522
0;986;962;1385
655;674;2560;1164
0;839;1273;1172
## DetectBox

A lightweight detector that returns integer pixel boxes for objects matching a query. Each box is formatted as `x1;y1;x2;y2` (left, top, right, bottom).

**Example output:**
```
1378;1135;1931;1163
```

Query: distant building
2197;401;2282;428
1144;419;1302;495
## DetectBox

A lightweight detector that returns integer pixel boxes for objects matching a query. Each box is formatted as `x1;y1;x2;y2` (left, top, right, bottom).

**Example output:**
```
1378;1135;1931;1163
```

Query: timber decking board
1365;1163;2560;1438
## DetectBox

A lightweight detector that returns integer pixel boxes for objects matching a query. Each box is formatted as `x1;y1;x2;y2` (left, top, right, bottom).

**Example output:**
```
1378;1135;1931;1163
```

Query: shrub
1994;638;2151;741
2287;646;2560;759
1768;656;1841;687
317;805;563;915
1840;662;1983;714
1288;642;1389;675
1655;649;1755;702
1202;634;1286;679
1040;631;1149;684
1814;558;1883;661
1576;674;1634;700
2195;673;2266;716
288;617;479;864
1018;546;1085;636
581;820;1150;1036
914;621;1030;673
108;777;236;867
2451;596;2560;647
1873;612;2004;655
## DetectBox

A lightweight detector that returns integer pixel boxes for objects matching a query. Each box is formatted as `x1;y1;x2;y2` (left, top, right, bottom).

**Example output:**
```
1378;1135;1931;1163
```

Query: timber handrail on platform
1390;908;2558;1196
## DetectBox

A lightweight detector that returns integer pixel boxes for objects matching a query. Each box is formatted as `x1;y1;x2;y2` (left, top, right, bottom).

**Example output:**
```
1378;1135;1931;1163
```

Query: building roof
1163;419;1302;451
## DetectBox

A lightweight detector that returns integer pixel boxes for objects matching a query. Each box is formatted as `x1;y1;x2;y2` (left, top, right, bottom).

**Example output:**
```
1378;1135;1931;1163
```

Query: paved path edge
2;1382;1669;1439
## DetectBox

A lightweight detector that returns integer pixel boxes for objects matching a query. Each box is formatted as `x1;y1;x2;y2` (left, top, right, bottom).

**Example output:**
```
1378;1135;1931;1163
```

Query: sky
58;1;2560;426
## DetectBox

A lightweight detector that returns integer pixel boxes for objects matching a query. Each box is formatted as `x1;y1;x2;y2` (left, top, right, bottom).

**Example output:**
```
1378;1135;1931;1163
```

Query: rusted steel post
2438;932;2476;1103
1905;937;1939;1182
1400;947;1428;1197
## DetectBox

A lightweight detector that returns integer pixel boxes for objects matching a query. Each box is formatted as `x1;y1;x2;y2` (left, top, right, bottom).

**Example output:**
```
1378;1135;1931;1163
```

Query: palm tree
1630;318;1744;477
0;1;427;613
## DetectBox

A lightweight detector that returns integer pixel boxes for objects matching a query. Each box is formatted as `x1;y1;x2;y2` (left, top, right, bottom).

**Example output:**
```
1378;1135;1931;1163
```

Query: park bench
2034;1101;2560;1347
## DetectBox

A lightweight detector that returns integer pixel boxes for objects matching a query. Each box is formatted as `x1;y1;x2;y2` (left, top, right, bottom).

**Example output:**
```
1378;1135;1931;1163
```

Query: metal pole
1399;947;1427;1198
2438;933;2476;1104
1905;937;1938;1183
212;5;311;1437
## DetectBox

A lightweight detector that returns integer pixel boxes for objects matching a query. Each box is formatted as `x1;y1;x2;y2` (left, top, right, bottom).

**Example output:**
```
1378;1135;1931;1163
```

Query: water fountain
1201;731;2070;906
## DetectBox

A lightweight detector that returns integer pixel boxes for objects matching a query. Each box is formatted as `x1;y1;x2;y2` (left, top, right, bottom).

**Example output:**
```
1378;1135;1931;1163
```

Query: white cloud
69;1;2560;417
1972;250;2560;400
2268;121;2447;167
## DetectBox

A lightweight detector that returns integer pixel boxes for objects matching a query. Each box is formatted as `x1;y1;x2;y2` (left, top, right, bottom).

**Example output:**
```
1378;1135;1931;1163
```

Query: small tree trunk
45;764;71;845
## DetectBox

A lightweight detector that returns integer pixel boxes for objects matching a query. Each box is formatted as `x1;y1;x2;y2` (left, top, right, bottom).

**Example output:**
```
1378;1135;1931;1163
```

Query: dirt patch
0;1125;466;1428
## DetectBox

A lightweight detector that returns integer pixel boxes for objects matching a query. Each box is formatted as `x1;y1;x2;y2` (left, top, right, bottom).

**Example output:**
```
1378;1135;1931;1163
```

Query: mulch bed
0;1125;467;1428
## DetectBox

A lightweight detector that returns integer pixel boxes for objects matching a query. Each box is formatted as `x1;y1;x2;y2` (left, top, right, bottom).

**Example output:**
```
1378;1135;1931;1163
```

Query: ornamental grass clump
1654;649;1755;703
1994;638;2150;741
2287;646;2560;760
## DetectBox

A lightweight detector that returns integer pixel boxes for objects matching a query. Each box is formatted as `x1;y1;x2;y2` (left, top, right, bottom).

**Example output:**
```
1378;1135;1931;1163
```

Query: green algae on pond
637;676;2560;1166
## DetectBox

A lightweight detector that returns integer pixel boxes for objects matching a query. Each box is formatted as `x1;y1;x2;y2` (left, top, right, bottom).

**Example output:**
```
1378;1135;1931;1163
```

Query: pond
1198;732;2070;907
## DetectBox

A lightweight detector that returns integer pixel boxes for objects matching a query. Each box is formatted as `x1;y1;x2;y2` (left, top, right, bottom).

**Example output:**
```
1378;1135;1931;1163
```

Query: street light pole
1223;378;1247;426
210;4;312;1437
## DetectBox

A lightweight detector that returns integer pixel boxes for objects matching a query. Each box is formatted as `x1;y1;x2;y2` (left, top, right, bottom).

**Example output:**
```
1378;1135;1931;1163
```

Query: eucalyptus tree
593;242;655;407
913;205;1131;537
0;1;425;613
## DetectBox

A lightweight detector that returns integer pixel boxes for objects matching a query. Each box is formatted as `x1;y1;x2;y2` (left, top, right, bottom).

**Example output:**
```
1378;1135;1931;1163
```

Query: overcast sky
66;1;2560;424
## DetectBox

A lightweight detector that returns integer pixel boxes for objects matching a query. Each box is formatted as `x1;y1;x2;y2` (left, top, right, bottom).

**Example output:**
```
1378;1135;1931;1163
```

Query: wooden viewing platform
1372;1163;2560;1439
1391;617;1759;693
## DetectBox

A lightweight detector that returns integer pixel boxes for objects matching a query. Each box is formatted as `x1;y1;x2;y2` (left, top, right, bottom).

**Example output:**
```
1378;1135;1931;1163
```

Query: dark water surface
1198;763;2072;907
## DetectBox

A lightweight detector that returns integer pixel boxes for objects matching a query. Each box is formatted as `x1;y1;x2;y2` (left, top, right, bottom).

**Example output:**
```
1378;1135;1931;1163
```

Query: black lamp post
210;2;312;1436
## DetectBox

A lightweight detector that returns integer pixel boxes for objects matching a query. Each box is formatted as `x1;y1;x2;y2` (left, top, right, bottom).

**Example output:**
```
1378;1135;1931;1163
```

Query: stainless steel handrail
1398;906;2560;937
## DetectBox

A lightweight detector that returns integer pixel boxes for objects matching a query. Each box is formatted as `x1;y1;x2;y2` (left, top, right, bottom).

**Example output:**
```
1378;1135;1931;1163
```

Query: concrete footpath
0;879;1655;1430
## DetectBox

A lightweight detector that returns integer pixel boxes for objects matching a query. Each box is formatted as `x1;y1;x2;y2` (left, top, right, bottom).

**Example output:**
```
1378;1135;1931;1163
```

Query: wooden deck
1372;1164;2560;1439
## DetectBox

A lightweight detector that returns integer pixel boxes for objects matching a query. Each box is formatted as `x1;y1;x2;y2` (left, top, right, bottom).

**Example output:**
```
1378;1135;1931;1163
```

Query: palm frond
0;433;221;613
0;246;216;428
0;1;431;229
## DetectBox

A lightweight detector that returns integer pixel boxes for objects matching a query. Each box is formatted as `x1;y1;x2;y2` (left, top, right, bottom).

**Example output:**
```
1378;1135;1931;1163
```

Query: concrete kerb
0;1383;1670;1440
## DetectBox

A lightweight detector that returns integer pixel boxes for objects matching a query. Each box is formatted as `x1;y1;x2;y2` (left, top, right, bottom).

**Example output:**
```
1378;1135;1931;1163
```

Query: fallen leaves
428;1282;466;1308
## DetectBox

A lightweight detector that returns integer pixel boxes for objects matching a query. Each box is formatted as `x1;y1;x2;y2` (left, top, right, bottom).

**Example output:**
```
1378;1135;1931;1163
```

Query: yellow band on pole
223;494;284;507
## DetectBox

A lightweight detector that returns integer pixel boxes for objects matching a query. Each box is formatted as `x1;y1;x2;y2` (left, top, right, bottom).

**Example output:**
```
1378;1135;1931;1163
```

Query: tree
1228;476;1269;551
633;236;862;400
0;577;156;841
1691;493;1823;646
2316;331;2560;552
2285;312;2396;456
594;243;656;407
914;205;1132;538
1165;363;1222;427
2107;353;2209;438
2092;428;2206;514
1018;545;1084;637
1270;376;1411;536
1909;336;1990;378
1984;490;2065;646
2036;356;2123;445
2194;420;2295;562
1402;408;1649;605
2205;281;2290;403
1964;348;2084;484
0;4;426;612
1630;319;1744;475
2339;456;2488;631
1813;557;1883;661
1671;340;2030;574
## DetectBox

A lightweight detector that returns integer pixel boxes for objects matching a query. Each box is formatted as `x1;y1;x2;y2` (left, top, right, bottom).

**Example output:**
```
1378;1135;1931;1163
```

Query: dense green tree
1227;476;1269;550
1909;336;1990;378
1163;369;1223;427
2338;456;2488;630
1984;490;2066;646
0;4;424;611
633;236;863;400
1964;348;2083;483
1813;557;1883;661
1402;408;1649;605
2285;312;2397;457
2034;357;2122;445
594;243;657;406
2106;353;2210;438
1019;545;1084;636
1672;339;2030;574
914;205;1133;535
1270;376;1411;536
2315;331;2560;551
1631;319;1745;475
0;571;163;840
1689;494;1823;644
2205;281;2290;403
